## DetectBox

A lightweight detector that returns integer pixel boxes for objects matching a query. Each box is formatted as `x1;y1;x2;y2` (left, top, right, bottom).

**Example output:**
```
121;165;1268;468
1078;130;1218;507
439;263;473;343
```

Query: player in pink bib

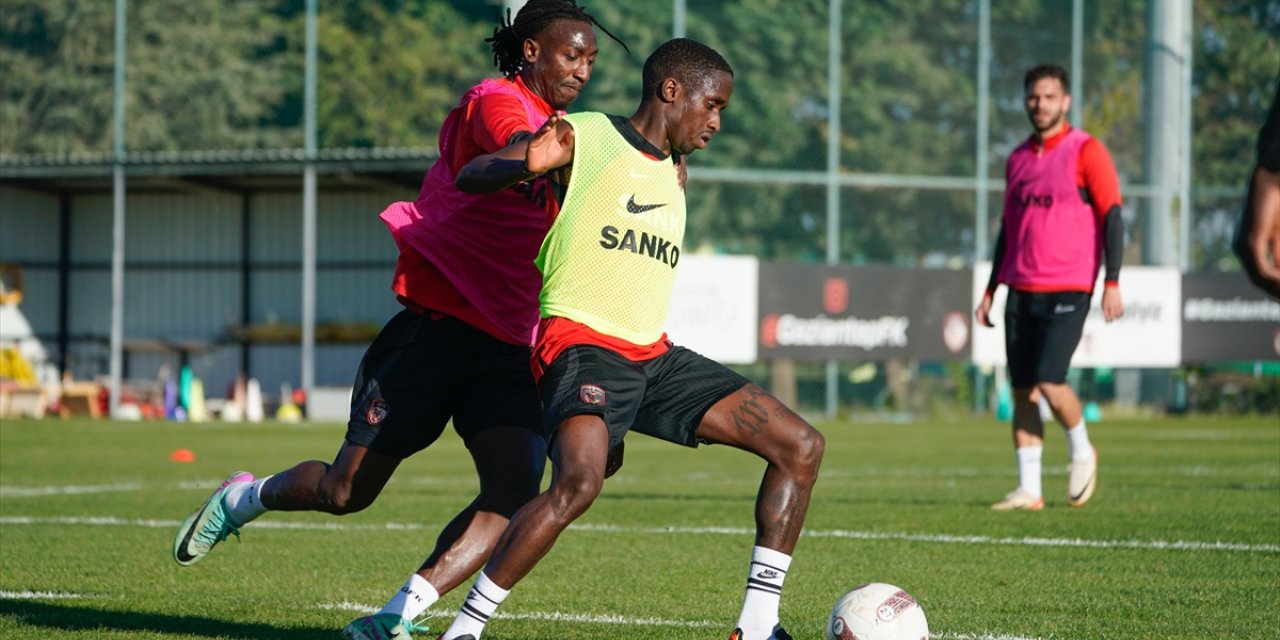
975;64;1125;512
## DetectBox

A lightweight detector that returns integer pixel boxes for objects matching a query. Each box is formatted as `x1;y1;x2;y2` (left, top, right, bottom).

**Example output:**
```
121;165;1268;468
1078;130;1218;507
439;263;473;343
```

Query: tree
0;0;297;153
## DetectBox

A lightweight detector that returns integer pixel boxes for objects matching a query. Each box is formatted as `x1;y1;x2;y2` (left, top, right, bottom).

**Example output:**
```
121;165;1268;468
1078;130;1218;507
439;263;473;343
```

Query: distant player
975;64;1124;511
170;3;625;639
436;38;825;640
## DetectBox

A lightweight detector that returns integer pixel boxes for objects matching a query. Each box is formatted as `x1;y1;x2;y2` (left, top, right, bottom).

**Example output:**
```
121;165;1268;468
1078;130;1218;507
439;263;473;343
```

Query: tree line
2;0;1275;264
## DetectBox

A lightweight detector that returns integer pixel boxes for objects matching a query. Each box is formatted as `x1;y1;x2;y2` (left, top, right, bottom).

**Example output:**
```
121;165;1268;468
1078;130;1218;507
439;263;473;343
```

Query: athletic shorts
1004;289;1090;388
538;344;750;450
345;309;542;458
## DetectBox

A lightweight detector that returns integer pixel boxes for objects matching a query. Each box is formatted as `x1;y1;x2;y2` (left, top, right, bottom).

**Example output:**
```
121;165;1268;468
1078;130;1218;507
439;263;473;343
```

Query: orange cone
169;448;196;463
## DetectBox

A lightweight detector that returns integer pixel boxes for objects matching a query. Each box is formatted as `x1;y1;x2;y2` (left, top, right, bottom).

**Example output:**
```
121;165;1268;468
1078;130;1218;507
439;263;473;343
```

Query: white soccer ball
827;582;929;640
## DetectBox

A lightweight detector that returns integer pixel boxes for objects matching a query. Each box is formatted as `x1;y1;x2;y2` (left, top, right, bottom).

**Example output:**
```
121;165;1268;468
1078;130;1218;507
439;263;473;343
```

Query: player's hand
525;111;574;175
975;294;996;328
1247;166;1280;290
1101;286;1124;322
604;441;625;478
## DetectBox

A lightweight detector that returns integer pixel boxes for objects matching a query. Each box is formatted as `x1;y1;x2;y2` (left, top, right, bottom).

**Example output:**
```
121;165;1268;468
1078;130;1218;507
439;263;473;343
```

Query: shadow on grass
0;599;338;639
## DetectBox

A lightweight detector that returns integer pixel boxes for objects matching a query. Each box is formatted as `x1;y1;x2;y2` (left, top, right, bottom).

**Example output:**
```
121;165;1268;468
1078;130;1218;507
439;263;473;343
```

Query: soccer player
437;38;825;640
975;64;1124;511
170;3;625;639
1234;75;1280;300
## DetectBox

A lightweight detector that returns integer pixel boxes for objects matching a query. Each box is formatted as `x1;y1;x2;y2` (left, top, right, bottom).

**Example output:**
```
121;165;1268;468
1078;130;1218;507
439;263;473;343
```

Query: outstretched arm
1241;165;1280;298
456;112;576;194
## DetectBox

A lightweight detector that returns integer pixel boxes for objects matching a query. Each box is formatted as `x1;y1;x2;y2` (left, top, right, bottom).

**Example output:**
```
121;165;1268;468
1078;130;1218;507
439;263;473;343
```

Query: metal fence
1;0;1275;416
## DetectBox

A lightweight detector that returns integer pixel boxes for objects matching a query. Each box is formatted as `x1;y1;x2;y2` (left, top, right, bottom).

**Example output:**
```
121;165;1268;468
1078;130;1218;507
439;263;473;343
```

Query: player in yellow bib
440;39;825;640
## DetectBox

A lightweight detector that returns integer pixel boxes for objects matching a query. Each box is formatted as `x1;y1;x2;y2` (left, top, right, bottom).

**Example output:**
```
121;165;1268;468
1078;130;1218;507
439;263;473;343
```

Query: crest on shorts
579;384;606;406
366;398;389;425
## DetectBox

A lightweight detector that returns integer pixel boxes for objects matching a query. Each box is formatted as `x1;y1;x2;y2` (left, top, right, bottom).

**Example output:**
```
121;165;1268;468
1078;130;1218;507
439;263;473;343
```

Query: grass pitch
1;413;1277;639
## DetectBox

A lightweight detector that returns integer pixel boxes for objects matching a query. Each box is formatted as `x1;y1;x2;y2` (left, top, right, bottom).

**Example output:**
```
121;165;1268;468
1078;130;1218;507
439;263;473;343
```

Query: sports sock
1065;419;1093;461
734;545;791;640
1016;446;1043;498
441;571;509;640
223;475;271;525
377;573;439;621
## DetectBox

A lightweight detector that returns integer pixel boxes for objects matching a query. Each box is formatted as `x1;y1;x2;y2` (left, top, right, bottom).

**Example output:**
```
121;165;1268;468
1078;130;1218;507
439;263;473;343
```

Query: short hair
486;0;627;81
1024;64;1070;93
642;38;733;99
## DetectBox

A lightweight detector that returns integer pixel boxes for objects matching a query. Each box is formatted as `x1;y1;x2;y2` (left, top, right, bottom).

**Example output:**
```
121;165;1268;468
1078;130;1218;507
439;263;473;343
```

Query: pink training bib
998;128;1101;292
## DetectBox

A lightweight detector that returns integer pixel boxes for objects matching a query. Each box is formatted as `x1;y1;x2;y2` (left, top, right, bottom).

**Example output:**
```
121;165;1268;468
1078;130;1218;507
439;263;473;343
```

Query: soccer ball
827;583;929;640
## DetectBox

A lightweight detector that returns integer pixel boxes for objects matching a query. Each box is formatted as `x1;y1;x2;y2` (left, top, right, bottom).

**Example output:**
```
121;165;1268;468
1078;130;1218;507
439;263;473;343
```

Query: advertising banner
758;263;972;360
1181;273;1280;362
666;254;759;364
971;264;1182;367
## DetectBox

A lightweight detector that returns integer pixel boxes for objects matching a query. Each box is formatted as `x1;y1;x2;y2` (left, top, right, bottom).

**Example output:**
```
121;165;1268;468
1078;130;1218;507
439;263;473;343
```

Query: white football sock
223;475;271;525
1065;419;1093;461
1016;446;1043;498
734;545;791;639
377;573;439;621
442;571;509;639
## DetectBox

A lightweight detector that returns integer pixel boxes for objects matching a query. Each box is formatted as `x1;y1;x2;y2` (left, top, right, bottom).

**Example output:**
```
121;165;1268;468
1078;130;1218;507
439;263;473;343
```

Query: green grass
1;414;1277;640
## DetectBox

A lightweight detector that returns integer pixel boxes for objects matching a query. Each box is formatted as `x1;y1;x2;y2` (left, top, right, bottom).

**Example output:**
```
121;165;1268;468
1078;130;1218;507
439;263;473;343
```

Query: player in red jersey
171;4;625;639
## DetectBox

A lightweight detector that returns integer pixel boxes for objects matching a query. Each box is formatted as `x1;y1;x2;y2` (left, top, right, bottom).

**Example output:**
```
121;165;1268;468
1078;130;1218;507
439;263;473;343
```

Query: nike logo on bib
626;194;666;214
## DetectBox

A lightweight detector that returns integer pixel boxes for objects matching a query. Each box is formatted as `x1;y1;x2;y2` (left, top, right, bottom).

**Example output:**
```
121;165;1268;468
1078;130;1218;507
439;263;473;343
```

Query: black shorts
1004;289;1090;388
345;309;542;458
538;344;750;450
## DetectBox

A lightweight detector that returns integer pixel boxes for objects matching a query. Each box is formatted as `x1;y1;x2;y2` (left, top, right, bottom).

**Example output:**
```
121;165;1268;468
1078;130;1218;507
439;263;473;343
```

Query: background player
975;64;1124;511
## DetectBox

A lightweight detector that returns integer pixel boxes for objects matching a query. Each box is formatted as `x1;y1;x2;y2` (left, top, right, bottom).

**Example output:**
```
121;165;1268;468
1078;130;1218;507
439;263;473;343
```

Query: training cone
169;448;196;463
995;382;1013;422
188;377;208;423
245;378;264;423
1083;401;1103;422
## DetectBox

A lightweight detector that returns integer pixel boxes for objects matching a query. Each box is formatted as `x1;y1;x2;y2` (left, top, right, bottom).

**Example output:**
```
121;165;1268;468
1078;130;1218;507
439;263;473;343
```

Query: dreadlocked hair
486;0;629;80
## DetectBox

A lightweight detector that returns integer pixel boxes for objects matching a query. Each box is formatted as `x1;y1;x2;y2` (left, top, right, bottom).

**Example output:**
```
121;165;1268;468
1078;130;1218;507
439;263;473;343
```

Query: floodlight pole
1070;0;1083;128
108;0;127;415
974;0;991;415
824;0;842;420
975;0;990;262
301;0;317;404
673;0;686;37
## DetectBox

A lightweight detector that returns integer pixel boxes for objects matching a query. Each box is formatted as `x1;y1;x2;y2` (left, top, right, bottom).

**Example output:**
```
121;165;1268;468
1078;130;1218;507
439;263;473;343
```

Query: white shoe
991;487;1044;511
1068;446;1097;507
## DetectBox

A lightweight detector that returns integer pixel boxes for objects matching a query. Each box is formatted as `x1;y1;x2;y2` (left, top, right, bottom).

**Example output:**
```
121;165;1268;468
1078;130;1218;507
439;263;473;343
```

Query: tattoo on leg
772;403;800;422
729;385;772;437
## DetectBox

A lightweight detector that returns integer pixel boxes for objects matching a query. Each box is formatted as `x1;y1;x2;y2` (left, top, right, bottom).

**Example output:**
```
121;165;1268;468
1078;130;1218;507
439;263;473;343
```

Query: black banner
757;263;972;360
1181;273;1280;362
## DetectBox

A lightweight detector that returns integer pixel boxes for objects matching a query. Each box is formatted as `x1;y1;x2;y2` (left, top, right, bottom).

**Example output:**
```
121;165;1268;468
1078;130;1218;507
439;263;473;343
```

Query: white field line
4;458;1277;498
0;590;98;599
0;481;220;497
2;515;1276;554
318;601;1051;640
321;601;721;628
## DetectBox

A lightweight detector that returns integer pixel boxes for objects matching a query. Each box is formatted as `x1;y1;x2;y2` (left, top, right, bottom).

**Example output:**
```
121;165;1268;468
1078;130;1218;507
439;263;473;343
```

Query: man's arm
1240;164;1280;298
975;225;1006;328
456;114;575;194
1235;78;1280;300
1080;138;1125;321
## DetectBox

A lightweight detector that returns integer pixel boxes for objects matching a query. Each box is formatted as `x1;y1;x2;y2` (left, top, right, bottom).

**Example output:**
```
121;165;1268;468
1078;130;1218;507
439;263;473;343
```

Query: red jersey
382;76;555;346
